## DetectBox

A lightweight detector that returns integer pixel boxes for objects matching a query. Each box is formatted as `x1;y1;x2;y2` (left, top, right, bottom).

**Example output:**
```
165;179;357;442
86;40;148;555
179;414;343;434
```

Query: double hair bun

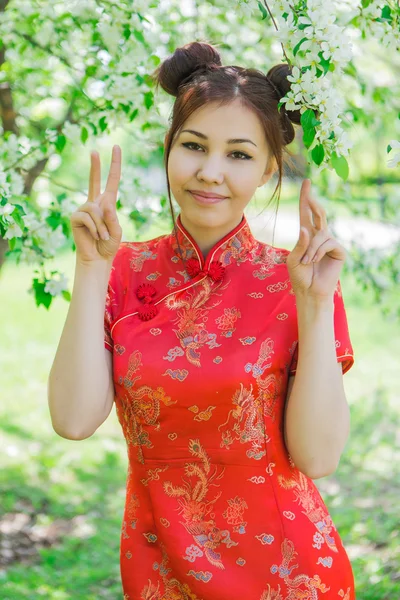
151;41;302;127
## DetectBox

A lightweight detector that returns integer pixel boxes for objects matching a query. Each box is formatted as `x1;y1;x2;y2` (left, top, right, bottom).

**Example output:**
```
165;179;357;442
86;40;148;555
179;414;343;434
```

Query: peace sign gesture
286;179;347;300
71;145;123;265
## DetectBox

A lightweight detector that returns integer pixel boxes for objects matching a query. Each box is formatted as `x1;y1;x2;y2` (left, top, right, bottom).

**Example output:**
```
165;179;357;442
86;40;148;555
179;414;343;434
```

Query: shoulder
251;237;291;264
115;233;169;260
111;233;171;275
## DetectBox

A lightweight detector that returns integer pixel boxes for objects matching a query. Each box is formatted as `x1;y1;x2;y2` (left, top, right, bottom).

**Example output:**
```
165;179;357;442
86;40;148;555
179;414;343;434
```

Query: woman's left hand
286;179;347;300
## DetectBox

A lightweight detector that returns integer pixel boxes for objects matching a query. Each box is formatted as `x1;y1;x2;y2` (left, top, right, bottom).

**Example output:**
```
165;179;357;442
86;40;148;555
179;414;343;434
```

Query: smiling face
167;98;276;249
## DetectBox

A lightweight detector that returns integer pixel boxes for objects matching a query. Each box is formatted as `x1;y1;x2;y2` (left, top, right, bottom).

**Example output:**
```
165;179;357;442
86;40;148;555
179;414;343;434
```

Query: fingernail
302;256;309;264
102;232;110;240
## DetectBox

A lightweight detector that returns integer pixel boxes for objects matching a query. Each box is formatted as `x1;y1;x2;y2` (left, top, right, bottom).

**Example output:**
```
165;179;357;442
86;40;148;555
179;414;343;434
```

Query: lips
189;191;227;204
189;190;228;199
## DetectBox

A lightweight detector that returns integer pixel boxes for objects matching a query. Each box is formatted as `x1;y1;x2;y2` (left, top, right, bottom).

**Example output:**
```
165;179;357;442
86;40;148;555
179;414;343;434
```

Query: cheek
168;150;191;186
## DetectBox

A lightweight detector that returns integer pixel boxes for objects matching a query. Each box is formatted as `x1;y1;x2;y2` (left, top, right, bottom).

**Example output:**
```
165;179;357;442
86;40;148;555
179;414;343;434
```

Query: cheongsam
104;213;355;600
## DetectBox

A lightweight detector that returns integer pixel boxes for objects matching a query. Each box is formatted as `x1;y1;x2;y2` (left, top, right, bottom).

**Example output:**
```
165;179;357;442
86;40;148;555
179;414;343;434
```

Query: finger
88;151;101;202
104;145;121;197
311;238;346;263
299;179;314;234
72;211;100;240
308;195;328;230
81;203;110;240
301;229;331;264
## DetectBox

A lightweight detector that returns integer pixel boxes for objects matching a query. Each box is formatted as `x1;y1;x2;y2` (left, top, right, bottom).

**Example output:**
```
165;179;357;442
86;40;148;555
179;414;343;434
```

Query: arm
283;295;350;479
47;258;115;440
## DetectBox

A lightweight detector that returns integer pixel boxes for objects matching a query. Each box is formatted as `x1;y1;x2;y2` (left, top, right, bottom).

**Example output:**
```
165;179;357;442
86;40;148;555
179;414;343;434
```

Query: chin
181;203;231;228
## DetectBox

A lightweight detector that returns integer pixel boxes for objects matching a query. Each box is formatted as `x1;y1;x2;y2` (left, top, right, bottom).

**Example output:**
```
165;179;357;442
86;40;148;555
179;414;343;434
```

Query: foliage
0;0;399;312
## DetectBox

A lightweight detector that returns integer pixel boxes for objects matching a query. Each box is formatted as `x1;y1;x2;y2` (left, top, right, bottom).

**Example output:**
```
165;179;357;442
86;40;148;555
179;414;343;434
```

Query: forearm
47;258;113;439
285;295;350;478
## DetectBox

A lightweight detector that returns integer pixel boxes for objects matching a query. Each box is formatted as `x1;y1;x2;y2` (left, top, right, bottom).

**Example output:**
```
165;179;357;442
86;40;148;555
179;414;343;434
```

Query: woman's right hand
70;145;123;264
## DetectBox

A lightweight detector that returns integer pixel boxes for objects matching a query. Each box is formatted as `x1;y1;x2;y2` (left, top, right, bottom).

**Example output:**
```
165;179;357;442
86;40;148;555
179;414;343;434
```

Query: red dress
104;214;355;600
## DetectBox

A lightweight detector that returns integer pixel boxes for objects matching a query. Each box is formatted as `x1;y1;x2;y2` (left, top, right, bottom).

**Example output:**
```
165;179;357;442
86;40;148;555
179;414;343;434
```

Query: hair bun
151;41;223;97
266;63;302;127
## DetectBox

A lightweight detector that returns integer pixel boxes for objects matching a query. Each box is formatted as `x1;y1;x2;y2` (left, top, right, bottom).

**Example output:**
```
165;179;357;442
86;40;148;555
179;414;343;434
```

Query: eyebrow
180;129;258;148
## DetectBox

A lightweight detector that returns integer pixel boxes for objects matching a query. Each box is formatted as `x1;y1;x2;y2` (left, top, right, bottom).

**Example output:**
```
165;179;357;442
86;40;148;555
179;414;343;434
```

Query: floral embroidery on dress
278;470;338;553
117;350;176;463
215;306;241;337
218;383;267;460
222;496;248;534
125;492;140;532
261;538;331;599
140;541;204;600
127;240;159;272
163;439;238;569
165;279;226;367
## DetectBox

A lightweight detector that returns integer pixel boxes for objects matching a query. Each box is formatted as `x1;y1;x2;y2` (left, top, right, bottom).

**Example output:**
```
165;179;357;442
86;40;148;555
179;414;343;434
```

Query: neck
179;213;243;260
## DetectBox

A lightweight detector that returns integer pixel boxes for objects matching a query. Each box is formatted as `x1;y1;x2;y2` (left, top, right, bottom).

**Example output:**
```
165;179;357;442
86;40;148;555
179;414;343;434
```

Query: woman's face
167;98;275;236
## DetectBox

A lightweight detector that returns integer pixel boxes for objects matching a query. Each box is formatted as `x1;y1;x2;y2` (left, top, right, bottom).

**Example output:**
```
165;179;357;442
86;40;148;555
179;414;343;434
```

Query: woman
50;41;355;599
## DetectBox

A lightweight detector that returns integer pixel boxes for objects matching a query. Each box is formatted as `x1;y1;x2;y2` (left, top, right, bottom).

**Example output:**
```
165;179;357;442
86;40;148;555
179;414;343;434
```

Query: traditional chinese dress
104;214;355;600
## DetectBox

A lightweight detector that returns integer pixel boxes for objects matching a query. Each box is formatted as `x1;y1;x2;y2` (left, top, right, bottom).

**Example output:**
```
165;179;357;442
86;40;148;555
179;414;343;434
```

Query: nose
196;155;224;185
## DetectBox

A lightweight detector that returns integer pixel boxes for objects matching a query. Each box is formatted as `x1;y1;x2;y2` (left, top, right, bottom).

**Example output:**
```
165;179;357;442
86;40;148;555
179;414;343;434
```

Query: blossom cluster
0;0;398;308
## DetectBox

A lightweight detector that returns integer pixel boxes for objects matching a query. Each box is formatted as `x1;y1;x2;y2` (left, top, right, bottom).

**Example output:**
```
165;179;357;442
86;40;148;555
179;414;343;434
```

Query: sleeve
104;247;124;353
289;279;354;376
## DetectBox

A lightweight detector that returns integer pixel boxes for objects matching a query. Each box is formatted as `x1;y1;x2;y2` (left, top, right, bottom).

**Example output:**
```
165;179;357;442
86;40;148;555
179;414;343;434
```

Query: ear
258;156;277;188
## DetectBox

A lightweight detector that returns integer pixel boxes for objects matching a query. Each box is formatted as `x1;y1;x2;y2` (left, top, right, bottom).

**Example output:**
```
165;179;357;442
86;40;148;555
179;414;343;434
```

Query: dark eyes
181;142;252;161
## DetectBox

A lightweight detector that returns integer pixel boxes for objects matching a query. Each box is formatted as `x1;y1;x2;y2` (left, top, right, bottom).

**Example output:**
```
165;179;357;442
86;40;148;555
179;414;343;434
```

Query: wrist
295;292;334;312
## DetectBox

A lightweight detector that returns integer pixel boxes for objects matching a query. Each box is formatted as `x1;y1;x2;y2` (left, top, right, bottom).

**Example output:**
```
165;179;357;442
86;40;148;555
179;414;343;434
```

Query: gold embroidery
117;350;176;464
163;439;237;569
278;470;338;553
193;406;216;421
140;542;204;600
260;538;331;599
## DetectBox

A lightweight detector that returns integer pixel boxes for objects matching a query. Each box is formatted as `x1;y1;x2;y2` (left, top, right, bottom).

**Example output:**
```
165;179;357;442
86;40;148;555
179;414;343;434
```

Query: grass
0;222;399;599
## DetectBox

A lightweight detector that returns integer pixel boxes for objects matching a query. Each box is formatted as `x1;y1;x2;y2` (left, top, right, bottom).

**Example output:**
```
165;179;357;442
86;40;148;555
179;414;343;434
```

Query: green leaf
317;53;331;76
303;127;316;149
86;65;97;77
98;116;108;132
32;279;53;309
381;5;391;20
149;54;161;66
311;144;325;166
257;1;268;20
123;25;131;40
129;208;147;226
81;126;89;144
387;144;392;153
361;0;373;7
130;108;139;122
55;134;66;153
300;109;320;130
133;29;145;44
144;91;154;110
62;290;72;301
331;151;349;181
293;37;308;56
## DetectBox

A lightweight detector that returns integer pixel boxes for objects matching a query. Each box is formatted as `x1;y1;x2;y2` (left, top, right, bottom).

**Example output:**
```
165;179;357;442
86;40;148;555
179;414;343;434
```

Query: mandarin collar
168;213;257;269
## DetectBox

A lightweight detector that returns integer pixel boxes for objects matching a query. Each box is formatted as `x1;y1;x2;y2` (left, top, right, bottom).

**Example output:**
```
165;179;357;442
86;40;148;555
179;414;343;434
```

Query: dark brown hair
151;40;302;251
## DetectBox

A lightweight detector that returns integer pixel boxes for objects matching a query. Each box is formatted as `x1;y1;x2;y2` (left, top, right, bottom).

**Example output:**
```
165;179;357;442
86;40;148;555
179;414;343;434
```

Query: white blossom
4;220;23;239
387;140;400;169
44;273;69;296
0;201;14;220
